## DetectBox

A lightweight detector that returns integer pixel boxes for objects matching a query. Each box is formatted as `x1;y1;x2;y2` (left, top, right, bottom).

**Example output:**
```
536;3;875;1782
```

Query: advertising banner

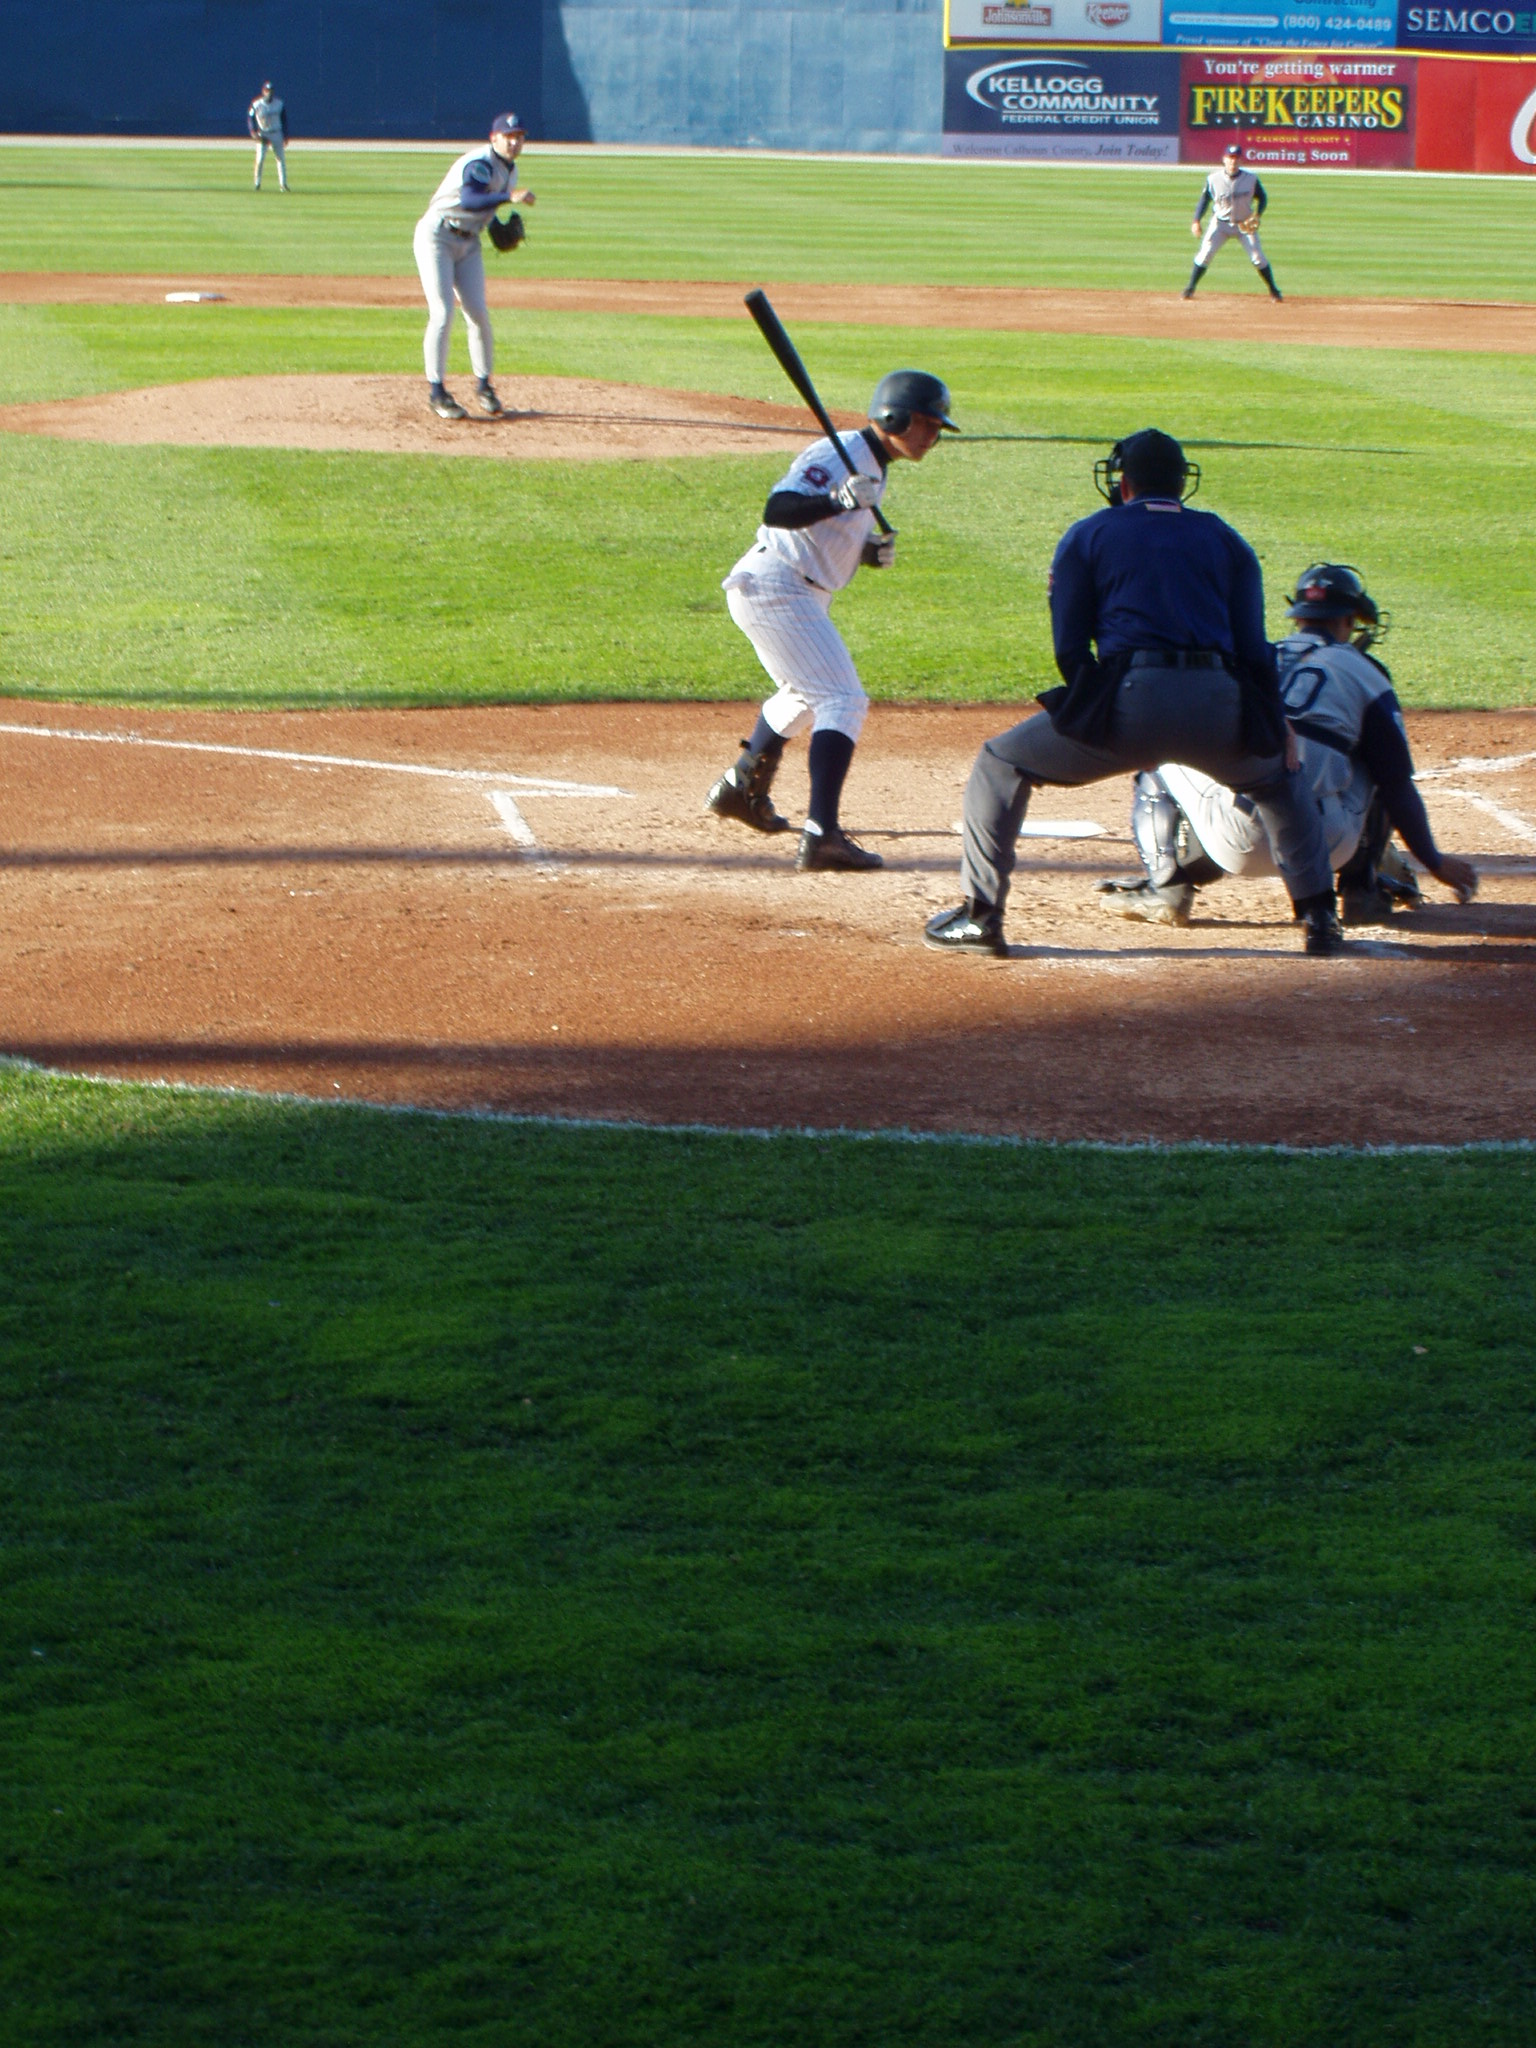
945;0;1164;42
1416;54;1536;165
1179;51;1416;162
943;47;1182;156
1162;2;1398;48
1400;6;1536;51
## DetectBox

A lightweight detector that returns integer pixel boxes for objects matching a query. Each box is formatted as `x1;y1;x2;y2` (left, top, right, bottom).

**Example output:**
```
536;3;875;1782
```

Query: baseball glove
1237;211;1261;234
488;211;525;253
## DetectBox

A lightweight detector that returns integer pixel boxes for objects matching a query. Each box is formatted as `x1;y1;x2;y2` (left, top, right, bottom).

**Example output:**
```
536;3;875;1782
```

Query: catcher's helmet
1094;427;1200;505
869;370;958;436
1287;562;1386;646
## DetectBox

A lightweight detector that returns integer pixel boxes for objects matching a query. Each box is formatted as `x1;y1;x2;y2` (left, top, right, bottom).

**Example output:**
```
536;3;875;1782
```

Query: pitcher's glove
1238;211;1261;233
861;532;896;569
488;211;525;253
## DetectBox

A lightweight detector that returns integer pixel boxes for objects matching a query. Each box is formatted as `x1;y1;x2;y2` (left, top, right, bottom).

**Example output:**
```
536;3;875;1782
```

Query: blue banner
943;47;1182;158
1161;2;1399;45
1399;5;1536;49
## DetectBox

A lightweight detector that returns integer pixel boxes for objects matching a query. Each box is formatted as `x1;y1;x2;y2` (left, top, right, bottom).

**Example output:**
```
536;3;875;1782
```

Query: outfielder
1182;142;1281;301
1101;562;1478;923
248;82;288;192
924;429;1340;958
414;113;533;421
704;371;956;872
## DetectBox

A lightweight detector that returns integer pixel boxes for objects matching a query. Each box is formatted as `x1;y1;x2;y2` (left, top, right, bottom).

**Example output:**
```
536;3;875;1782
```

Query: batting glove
835;474;882;511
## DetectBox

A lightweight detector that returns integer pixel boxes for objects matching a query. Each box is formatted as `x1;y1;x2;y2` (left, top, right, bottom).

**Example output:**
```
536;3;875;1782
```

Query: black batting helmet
869;370;958;436
1288;562;1386;647
1094;427;1200;505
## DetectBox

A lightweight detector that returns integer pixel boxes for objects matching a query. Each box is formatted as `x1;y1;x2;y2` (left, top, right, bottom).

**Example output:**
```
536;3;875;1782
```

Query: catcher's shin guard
706;739;792;835
1130;771;1222;890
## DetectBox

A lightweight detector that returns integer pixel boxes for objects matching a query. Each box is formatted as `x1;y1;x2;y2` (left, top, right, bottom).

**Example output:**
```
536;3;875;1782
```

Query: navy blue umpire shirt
1048;495;1276;685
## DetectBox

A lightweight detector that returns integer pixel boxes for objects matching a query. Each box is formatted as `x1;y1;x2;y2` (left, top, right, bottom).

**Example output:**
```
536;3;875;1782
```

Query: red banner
1417;56;1536;171
1179;52;1416;168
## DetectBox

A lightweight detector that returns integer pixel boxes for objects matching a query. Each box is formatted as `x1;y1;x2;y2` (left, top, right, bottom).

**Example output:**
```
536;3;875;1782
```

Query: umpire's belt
1126;648;1227;670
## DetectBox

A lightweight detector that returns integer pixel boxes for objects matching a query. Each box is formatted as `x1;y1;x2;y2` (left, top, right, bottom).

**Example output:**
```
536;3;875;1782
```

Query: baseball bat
743;288;893;536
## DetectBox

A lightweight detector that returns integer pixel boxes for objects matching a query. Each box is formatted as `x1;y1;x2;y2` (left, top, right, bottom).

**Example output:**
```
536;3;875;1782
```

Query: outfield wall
0;0;946;152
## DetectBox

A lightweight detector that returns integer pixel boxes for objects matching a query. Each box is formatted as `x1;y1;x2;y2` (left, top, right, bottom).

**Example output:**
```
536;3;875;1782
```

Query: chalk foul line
1433;787;1536;846
0;720;633;799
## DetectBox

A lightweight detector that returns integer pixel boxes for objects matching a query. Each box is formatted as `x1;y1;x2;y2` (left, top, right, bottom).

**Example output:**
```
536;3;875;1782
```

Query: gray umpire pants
961;661;1333;914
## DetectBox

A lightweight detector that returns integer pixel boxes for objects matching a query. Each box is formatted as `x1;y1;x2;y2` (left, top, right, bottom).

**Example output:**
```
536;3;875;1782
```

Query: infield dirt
2;699;1533;1145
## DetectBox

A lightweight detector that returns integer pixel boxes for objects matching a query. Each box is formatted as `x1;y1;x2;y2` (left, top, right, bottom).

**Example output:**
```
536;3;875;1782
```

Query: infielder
414;113;534;421
704;370;956;872
248;82;288;192
1100;562;1478;923
924;429;1339;957
1182;142;1281;301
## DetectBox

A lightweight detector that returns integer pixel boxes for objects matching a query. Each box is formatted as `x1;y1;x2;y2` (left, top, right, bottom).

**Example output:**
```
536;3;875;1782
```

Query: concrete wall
0;1;943;151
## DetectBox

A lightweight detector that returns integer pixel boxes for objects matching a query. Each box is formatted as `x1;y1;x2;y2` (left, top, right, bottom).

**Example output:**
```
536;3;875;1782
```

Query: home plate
952;818;1104;838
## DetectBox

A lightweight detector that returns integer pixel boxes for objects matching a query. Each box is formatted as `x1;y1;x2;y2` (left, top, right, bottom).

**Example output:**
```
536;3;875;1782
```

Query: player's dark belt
1126;648;1227;669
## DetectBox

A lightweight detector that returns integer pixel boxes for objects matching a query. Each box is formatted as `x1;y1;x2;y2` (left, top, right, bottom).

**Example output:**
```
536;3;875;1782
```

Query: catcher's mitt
488;210;525;253
1237;211;1261;234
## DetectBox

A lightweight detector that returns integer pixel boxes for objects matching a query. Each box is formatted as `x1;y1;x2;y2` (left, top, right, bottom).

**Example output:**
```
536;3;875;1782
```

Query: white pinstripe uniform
722;432;885;744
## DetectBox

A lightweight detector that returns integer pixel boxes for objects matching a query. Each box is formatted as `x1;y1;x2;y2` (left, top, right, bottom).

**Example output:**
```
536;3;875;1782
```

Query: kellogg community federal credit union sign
942;48;1181;158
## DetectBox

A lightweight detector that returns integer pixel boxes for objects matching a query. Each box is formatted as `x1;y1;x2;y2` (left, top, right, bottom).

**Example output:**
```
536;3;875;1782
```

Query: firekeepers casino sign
943;48;1181;158
1180;54;1414;167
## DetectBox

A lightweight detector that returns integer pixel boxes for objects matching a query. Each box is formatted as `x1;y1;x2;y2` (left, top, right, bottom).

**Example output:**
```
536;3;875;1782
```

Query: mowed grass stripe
4;147;1536;301
2;307;1533;706
3;1064;1534;2045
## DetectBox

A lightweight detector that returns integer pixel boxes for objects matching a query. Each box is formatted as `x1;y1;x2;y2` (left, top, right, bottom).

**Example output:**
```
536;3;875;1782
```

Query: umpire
925;428;1342;957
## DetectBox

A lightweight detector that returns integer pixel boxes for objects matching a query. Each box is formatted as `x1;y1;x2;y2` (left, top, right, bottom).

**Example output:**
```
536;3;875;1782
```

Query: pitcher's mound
0;373;851;461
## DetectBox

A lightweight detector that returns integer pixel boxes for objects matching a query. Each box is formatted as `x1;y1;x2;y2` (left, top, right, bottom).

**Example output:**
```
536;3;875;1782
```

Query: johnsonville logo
983;3;1053;19
1187;82;1405;128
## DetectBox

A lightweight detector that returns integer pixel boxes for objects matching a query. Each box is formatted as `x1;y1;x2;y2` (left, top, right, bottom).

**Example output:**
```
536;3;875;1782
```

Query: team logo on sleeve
805;465;831;487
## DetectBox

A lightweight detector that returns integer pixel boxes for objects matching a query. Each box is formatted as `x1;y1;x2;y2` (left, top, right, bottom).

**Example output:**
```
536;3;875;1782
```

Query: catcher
1100;562;1479;926
413;112;532;422
1182;141;1282;302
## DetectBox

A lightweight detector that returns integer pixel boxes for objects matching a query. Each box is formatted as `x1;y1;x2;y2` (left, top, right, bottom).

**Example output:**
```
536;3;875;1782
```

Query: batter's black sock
745;715;786;761
805;729;855;834
1259;264;1282;298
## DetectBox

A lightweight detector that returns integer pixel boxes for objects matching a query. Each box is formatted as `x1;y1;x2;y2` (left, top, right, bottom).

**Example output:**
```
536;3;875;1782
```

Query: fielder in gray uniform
414;112;535;421
704;371;956;873
1183;141;1281;301
1100;562;1478;924
248;83;288;192
924;429;1340;958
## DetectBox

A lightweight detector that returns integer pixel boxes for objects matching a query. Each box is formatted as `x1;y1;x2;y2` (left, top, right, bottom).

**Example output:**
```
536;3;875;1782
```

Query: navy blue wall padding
0;1;940;151
0;1;545;139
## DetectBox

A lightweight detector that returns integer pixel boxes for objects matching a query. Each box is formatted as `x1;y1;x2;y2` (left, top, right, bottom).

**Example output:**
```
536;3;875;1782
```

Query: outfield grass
2;302;1533;706
3;1062;1533;2045
5;146;1536;302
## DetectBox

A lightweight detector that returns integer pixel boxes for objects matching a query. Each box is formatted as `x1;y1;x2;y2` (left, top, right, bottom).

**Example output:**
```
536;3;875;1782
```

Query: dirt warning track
2;700;1534;1146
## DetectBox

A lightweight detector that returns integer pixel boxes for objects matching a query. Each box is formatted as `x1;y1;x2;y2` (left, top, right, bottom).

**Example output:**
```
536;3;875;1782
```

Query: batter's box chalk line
951;818;1105;838
0;720;632;877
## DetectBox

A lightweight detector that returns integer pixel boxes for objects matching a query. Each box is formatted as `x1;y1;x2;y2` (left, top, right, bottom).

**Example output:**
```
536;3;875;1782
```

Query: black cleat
796;824;883;872
429;384;467;420
705;755;791;834
475;380;505;416
923;900;1008;957
1180;285;1197;300
1303;904;1346;955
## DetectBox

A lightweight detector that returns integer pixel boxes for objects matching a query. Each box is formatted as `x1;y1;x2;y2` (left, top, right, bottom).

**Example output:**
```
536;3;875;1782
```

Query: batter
248;82;288;192
704;370;956;873
414;113;535;421
1183;142;1282;301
